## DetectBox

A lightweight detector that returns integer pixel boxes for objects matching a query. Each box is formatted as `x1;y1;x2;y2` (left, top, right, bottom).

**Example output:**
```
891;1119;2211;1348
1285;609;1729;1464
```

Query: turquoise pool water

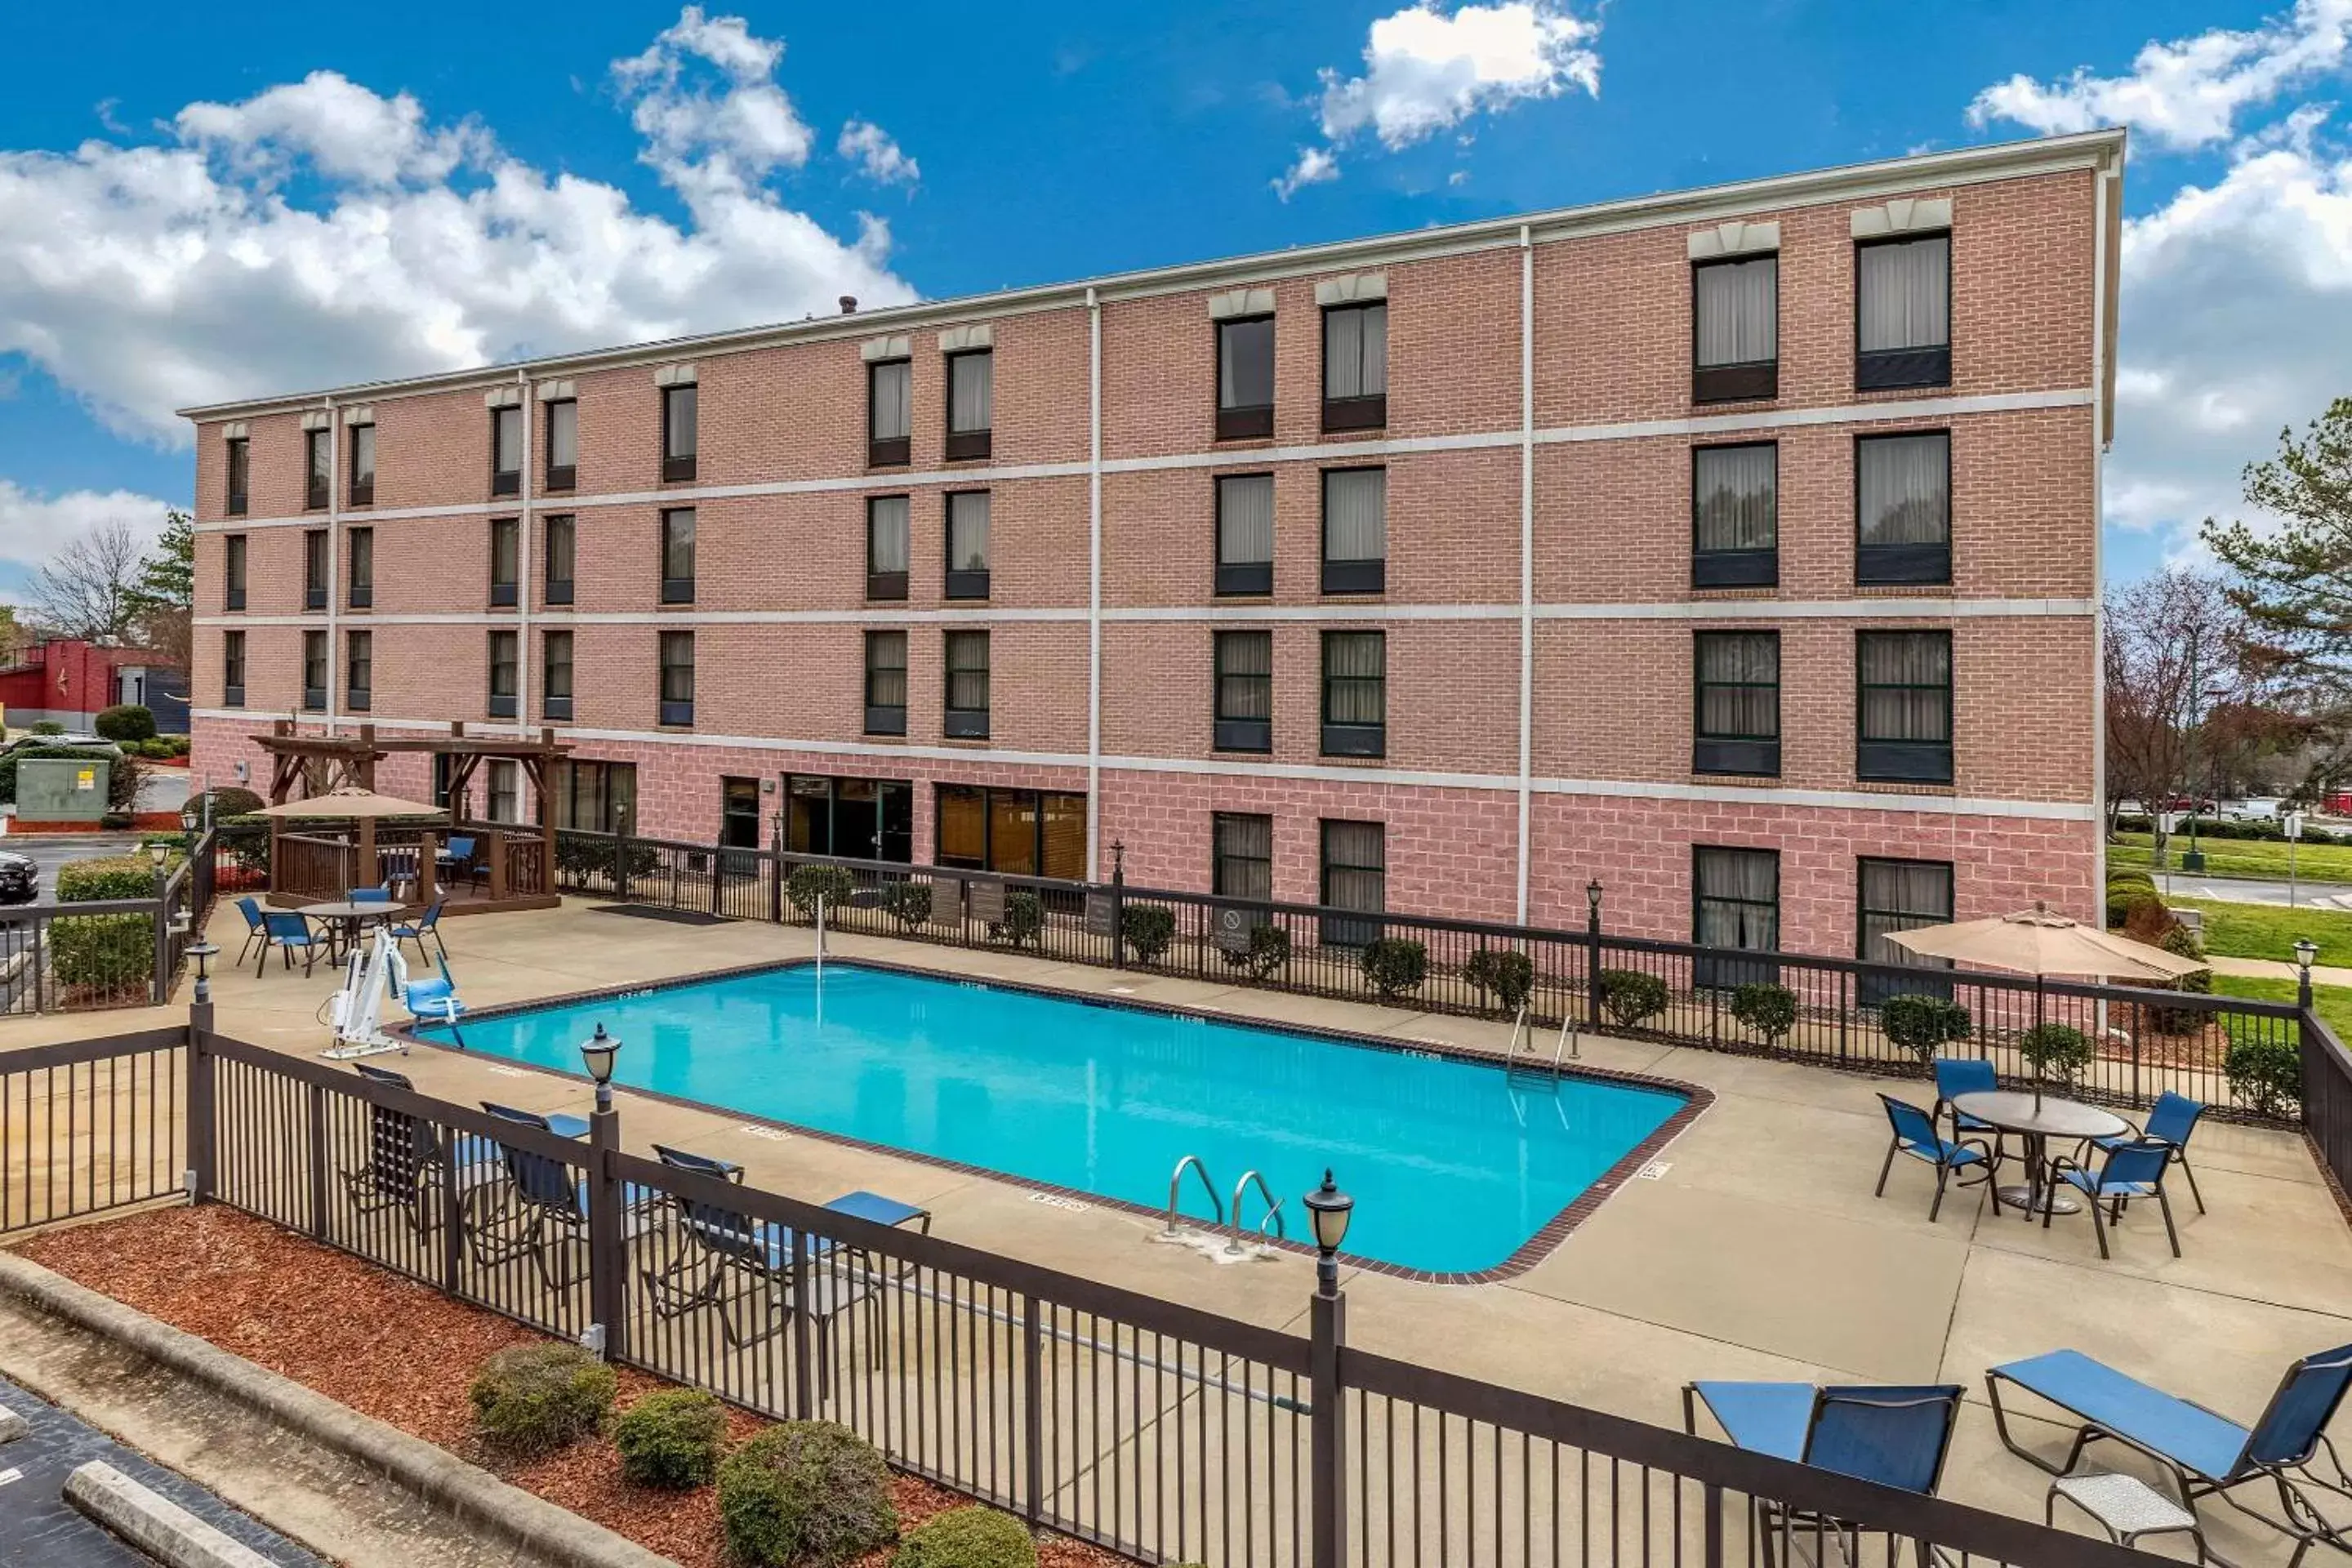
415;963;1686;1274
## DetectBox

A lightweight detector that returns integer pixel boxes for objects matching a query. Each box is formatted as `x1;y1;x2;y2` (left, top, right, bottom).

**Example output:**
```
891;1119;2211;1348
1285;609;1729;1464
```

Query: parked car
0;733;120;756
2221;797;2285;821
0;850;37;905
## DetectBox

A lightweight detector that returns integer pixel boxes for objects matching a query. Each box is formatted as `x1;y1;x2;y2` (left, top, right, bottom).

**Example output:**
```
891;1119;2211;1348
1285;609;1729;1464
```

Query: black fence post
1310;1283;1348;1568
768;813;786;926
587;1104;624;1359
613;826;632;904
1109;840;1127;970
790;1231;815;1419
438;1130;466;1296
1022;1295;1045;1527
1585;880;1604;1031
305;1082;329;1241
186;1002;216;1204
150;866;170;1005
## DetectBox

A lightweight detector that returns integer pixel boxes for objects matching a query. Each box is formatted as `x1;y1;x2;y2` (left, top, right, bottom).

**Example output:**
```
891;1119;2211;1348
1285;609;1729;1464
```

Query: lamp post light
580;1022;621;1113
2296;938;2319;1009
148;841;169;870
1586;880;1602;919
1303;1169;1354;1298
188;941;219;1005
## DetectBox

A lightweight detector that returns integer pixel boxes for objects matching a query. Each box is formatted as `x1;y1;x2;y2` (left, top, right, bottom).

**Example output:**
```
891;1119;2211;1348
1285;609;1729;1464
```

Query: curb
0;1250;677;1568
67;1460;279;1568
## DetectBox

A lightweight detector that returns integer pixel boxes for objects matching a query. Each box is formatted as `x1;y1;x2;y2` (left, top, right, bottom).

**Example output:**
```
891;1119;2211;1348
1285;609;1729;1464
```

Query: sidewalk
2207;953;2352;987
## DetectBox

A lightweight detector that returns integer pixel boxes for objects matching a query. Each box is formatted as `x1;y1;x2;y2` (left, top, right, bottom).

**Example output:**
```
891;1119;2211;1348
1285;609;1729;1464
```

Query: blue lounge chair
389;897;449;964
1989;1345;2352;1567
261;911;326;975
2045;1138;2181;1258
2096;1090;2208;1214
1874;1094;1997;1223
472;1102;650;1286
232;896;268;969
340;1062;500;1236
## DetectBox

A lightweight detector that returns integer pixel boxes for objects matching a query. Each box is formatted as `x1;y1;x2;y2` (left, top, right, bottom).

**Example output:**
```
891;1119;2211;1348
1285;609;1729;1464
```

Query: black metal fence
0;828;220;1017
0;1018;2122;1568
555;831;2310;1126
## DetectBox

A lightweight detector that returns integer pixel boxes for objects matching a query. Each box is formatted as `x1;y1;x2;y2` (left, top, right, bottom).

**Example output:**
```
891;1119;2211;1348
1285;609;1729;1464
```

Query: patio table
301;899;413;963
1950;1090;2130;1218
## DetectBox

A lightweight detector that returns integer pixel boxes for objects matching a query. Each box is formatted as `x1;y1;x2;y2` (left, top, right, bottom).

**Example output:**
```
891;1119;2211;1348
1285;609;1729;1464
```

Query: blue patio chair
2096;1090;2208;1214
1686;1380;1964;1566
1932;1057;1998;1136
1874;1094;1998;1223
439;835;480;891
472;1102;648;1287
388;896;449;964
1989;1344;2352;1568
232;896;267;969
261;911;326;975
2045;1138;2182;1258
339;1062;499;1238
349;884;393;903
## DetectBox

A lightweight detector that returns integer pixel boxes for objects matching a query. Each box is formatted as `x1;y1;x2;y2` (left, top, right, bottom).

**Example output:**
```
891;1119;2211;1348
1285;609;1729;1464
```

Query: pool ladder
1506;1003;1581;1083
1164;1155;1289;1255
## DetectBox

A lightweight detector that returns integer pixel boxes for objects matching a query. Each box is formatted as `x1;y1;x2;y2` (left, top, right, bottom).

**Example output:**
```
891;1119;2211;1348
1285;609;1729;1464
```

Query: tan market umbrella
252;787;444;819
1886;902;2206;983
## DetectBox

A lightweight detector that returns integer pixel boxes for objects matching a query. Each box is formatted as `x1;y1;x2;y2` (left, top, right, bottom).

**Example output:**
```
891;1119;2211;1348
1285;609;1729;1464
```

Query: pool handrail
1226;1169;1286;1254
1165;1153;1224;1236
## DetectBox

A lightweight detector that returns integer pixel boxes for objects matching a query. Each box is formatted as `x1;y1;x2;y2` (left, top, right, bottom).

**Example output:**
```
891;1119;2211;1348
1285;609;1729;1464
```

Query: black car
0;851;36;905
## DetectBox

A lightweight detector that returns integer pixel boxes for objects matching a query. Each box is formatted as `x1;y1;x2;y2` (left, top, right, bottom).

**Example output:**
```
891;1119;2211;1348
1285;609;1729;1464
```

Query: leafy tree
2101;568;2257;842
127;510;194;666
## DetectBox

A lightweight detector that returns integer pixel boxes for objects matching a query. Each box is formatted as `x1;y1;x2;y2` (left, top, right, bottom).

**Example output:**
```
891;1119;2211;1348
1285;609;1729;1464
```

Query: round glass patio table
301;900;412;962
1950;1089;2132;1218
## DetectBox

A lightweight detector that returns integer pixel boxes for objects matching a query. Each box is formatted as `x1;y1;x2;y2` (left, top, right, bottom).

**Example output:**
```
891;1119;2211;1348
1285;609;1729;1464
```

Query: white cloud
0;6;912;446
836;119;920;186
0;481;174;597
1968;0;2352;150
1277;1;1600;194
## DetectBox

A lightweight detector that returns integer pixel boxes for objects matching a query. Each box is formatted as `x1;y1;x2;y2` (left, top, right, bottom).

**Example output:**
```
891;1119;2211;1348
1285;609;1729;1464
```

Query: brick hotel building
183;129;2122;960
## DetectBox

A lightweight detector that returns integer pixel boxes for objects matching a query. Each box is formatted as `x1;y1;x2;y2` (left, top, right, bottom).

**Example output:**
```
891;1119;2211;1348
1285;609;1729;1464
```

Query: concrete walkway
2210;953;2352;988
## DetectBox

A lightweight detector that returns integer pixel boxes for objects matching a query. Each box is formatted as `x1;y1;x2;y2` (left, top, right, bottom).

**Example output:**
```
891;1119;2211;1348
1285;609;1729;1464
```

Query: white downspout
2089;162;2118;907
324;396;340;738
517;368;534;755
1085;285;1104;876
1516;225;1535;924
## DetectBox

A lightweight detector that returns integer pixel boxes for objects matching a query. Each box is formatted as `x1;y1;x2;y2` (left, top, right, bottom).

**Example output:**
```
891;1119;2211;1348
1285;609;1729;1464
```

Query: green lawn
2165;897;2352;966
2213;973;2352;1037
2109;831;2352;884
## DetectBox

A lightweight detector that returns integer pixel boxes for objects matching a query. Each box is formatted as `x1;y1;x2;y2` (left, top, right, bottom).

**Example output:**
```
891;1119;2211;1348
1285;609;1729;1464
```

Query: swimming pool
414;963;1693;1276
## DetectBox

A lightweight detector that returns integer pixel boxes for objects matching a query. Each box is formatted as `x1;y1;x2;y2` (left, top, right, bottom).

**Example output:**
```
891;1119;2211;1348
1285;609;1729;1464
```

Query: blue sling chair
336;1062;500;1241
1989;1343;2352;1567
471;1102;651;1290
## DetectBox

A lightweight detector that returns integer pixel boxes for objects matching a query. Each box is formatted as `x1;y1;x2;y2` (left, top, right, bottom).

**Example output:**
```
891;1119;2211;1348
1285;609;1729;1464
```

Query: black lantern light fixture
187;940;220;1004
580;1022;621;1111
1303;1169;1354;1297
1586;880;1602;918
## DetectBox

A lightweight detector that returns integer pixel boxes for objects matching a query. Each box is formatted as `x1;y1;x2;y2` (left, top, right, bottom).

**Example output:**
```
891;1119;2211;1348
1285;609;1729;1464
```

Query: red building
0;639;188;734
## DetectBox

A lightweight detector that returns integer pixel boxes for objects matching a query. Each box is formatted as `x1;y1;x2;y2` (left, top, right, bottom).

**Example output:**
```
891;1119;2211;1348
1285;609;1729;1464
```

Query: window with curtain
1322;303;1388;430
1693;256;1778;403
1856;431;1951;583
936;784;987;867
542;514;574;605
869;359;912;465
866;495;910;599
1693;631;1780;777
1320;819;1386;946
489;517;519;606
1693;845;1780;987
302;630;327;709
658;630;695;725
1217;317;1276;439
662;384;697;481
1321;630;1385;757
1691;443;1778;587
345;630;372;710
1857;630;1953;783
223;630;246;706
545;399;577;488
947;350;993;459
541;630;573;719
1321;467;1387;594
305;429;331;509
1857;234;1951;390
661;508;696;604
946;491;991;598
224;534;247;610
551;760;635;834
304;529;327;609
346;527;373;608
487;761;520;824
487;630;518;718
864;630;907;735
1215;473;1275;595
945;630;989;737
347;422;376;506
1858;857;1956;1004
491;406;523;495
225;437;249;516
1214;813;1275;902
1214;630;1272;753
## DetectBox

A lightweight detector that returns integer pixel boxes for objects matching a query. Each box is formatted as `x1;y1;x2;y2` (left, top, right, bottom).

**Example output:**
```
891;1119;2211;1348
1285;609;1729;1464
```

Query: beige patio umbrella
252;787;444;819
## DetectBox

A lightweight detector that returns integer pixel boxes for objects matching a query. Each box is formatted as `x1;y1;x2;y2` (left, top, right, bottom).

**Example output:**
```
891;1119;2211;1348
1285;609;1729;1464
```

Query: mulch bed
16;1205;1131;1568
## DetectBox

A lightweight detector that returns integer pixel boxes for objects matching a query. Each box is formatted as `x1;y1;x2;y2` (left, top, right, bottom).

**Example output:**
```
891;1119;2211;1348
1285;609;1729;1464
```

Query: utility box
18;756;110;822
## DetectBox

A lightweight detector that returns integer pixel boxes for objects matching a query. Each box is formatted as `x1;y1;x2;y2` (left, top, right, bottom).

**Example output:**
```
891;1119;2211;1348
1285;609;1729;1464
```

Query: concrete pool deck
10;898;2350;1559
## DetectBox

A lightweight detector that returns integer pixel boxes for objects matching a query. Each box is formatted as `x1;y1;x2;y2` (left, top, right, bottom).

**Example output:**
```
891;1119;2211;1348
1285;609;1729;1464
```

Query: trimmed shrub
1359;937;1428;1000
2017;1022;2095;1089
1119;903;1178;964
787;863;858;917
183;786;265;828
1219;920;1290;981
553;832;661;885
1463;948;1536;1016
1597;968;1668;1028
1878;994;1971;1061
2145;924;2214;1035
2122;895;2176;945
884;878;936;929
467;1343;616;1455
894;1508;1036;1568
613;1388;726;1489
718;1421;900;1568
2225;1035;2302;1117
29;719;64;736
1730;982;1798;1045
94;704;157;743
50;853;172;993
2115;812;2343;846
991;890;1042;948
2104;871;2158;928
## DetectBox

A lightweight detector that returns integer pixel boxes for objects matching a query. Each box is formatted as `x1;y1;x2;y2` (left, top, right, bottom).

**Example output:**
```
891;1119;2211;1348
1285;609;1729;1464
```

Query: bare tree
32;518;149;644
2105;568;2246;841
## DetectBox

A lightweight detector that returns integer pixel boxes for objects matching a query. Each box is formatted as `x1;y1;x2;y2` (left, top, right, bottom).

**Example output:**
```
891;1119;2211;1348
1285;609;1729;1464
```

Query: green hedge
613;1388;726;1489
467;1343;616;1455
2114;812;2344;845
94;704;156;743
894;1508;1036;1568
1119;903;1177;964
51;853;171;993
1597;968;1668;1027
1360;937;1428;1000
718;1421;899;1568
1878;994;1971;1060
787;863;858;915
1730;982;1798;1044
1463;948;1535;1015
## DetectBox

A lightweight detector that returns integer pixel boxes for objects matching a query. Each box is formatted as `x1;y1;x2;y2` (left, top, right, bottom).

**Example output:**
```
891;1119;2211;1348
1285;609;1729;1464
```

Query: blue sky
2;0;2347;600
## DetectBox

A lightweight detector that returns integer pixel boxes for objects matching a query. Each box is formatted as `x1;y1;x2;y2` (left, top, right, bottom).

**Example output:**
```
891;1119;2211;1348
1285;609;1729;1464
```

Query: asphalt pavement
2150;869;2352;909
0;835;149;909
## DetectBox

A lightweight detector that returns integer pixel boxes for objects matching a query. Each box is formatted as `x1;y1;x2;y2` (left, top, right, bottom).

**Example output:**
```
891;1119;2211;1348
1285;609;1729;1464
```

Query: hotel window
345;421;375;506
786;773;915;863
225;436;249;517
945;491;991;599
303;528;328;610
660;507;697;604
1321;467;1386;594
1213;630;1273;753
662;383;697;482
1214;473;1275;596
347;526;373;608
864;630;907;735
1858;857;1956;1006
934;785;1085;880
544;397;577;490
431;753;453;810
487;630;519;719
222;630;246;708
1213;812;1274;903
1321;302;1387;432
1694;846;1780;988
305;428;331;510
1319;819;1386;947
345;630;372;711
1857;630;1953;785
718;776;763;850
1856;431;1952;585
1693;631;1780;777
487;760;521;825
489;517;520;607
1321;630;1385;758
869;358;911;467
1693;255;1778;403
541;630;573;721
866;495;910;600
301;630;327;711
946;349;993;461
1692;443;1778;588
491;405;522;497
1857;233;1951;390
658;630;695;726
944;630;990;738
550;759;636;834
1216;316;1275;440
223;533;247;612
542;514;574;606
